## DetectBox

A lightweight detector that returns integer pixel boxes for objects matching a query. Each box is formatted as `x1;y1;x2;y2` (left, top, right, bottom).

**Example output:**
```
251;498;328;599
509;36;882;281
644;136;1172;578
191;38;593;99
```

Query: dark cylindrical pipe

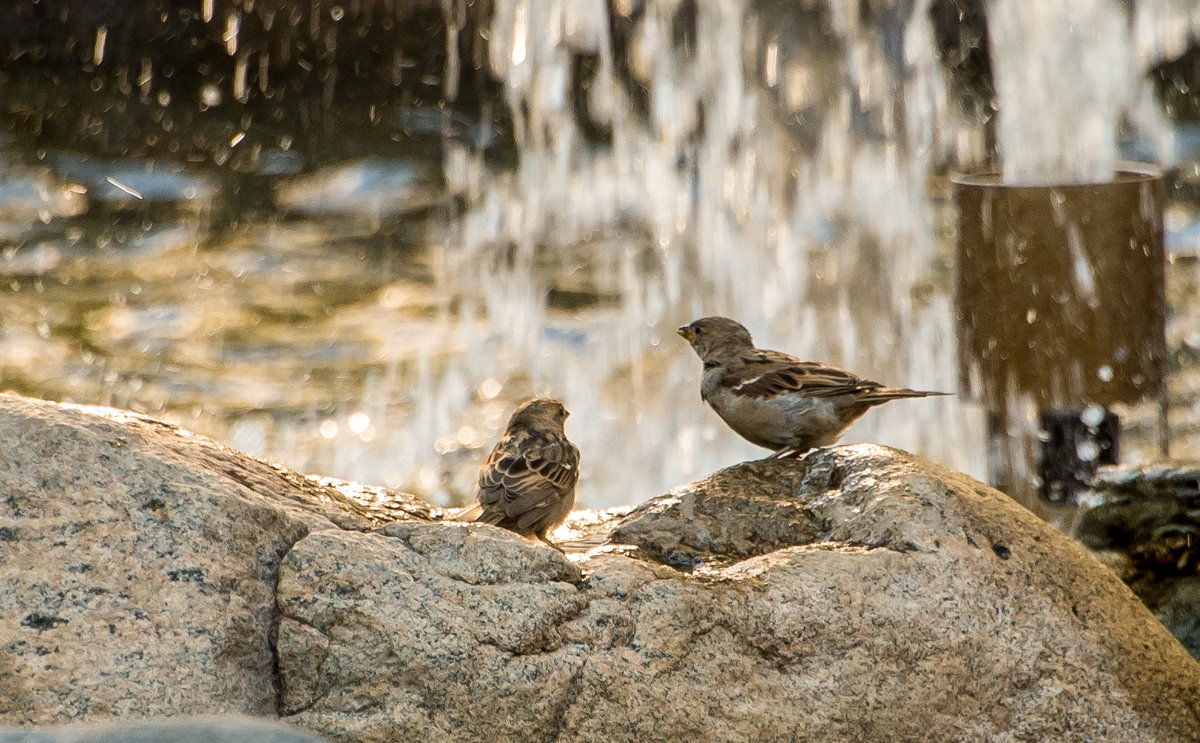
954;164;1166;511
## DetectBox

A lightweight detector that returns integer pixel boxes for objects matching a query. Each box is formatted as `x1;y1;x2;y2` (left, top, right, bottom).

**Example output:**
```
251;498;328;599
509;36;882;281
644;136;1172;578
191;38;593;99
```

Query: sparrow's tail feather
452;504;485;522
865;388;953;402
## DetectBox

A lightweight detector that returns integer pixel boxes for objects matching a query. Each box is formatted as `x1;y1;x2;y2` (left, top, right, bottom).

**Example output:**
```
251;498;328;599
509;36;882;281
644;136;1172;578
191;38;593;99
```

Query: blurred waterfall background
0;0;1198;512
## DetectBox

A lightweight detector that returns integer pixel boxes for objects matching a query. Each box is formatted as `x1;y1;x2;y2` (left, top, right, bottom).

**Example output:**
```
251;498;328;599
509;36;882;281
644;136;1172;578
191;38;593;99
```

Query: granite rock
3;393;1200;742
0;394;425;725
279;446;1200;742
1078;461;1200;659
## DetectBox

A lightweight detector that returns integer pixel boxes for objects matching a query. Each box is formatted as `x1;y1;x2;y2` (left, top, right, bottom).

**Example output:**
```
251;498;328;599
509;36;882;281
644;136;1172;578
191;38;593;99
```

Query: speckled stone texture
2;393;1200;742
0;394;425;724
279;449;1200;743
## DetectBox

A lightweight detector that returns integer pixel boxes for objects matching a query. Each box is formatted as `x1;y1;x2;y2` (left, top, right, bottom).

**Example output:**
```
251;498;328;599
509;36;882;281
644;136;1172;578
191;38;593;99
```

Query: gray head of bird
677;316;755;362
506;398;570;431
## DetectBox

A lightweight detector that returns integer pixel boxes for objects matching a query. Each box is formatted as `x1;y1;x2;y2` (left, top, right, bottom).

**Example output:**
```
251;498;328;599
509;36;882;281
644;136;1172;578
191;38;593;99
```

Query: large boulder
0;394;428;724
1;393;1199;742
278;448;1200;742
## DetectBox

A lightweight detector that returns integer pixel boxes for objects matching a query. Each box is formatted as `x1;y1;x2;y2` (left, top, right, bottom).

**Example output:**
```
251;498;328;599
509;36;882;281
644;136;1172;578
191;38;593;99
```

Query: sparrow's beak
676;325;694;342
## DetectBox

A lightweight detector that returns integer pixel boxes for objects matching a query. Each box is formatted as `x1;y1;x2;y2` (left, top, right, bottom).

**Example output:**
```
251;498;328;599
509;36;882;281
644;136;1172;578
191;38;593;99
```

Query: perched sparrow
677;316;949;458
458;398;579;552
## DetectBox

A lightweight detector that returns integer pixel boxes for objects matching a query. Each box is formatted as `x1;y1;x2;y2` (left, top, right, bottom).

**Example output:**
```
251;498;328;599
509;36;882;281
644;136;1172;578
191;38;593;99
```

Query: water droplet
93;26;107;65
1025;308;1037;323
330;6;345;21
200;84;222;108
1096;365;1113;382
1076;439;1100;462
511;11;527;65
233;55;249;102
230;416;269;457
224;12;241;56
1080;404;1106;428
379;286;405;309
319;420;339;439
456;425;479;447
478;379;503;399
348;412;370;435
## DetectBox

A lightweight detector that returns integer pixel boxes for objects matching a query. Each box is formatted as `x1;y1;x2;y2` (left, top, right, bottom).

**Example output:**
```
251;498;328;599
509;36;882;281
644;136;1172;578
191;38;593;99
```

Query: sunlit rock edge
1;393;1198;743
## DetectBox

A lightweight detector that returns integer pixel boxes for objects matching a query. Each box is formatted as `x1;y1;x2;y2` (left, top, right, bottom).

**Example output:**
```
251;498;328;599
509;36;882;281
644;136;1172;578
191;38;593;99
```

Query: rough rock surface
3;393;1200;742
279;449;1200;742
608;461;822;566
0;394;428;725
1077;461;1200;660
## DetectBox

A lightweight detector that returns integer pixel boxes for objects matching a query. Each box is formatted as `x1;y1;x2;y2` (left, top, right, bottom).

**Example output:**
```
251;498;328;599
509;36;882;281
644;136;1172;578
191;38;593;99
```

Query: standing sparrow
677;316;949;458
458;398;579;552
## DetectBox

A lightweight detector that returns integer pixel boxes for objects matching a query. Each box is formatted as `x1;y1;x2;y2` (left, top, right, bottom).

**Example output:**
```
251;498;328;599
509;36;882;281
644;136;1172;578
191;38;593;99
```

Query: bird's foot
768;447;798;459
537;534;566;554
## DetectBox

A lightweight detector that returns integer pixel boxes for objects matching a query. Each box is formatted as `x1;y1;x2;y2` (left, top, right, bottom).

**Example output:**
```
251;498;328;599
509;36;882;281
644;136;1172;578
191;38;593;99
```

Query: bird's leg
769;446;798;459
537;534;566;554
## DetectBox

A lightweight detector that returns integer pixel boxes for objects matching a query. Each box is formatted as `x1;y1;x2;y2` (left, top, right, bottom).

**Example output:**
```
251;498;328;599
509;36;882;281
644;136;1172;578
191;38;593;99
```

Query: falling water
366;0;978;507
422;0;937;505
412;0;1199;508
987;0;1135;184
2;0;1199;511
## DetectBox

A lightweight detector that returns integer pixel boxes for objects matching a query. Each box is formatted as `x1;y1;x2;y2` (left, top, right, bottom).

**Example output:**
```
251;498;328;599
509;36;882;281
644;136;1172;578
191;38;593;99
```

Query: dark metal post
954;165;1166;513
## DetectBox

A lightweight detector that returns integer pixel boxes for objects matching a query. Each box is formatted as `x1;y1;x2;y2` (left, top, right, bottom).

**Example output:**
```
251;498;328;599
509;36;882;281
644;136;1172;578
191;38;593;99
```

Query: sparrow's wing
725;350;883;399
477;435;579;527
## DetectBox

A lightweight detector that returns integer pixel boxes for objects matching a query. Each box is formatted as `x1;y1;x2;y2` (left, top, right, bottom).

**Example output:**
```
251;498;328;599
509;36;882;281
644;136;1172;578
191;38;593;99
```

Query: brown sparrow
458;398;579;551
678;317;949;458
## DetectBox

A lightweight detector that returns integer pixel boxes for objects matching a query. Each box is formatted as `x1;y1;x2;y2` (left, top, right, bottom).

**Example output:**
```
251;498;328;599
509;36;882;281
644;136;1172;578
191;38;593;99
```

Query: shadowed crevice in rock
90;404;442;722
275;526;592;724
269;543;301;719
275;617;331;717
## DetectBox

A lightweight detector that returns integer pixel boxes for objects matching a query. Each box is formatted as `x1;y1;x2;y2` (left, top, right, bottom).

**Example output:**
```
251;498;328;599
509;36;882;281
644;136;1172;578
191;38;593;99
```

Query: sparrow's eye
692;326;702;335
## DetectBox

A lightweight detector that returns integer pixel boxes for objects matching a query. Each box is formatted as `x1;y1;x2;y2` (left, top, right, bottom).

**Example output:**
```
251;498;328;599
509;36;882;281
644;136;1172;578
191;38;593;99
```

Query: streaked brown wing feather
726;350;882;399
477;435;578;524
